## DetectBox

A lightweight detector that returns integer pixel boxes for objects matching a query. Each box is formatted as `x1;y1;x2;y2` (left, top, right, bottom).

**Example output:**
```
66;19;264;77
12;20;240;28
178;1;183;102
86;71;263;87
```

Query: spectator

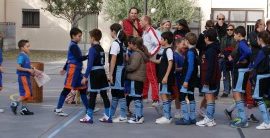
267;19;270;34
214;13;228;40
122;7;143;37
173;19;190;40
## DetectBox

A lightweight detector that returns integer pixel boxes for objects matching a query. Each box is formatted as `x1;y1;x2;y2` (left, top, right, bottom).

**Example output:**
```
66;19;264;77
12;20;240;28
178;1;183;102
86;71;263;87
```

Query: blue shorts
111;66;125;90
201;85;217;94
159;84;173;95
252;74;270;100
64;64;86;90
180;86;194;94
18;75;32;98
233;68;249;93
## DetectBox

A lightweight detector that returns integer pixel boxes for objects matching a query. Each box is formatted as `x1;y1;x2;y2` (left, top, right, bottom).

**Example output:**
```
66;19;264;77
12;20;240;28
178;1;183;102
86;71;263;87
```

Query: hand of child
28;69;35;75
183;82;188;88
81;77;87;85
108;75;114;84
60;69;66;76
228;55;233;61
162;77;168;84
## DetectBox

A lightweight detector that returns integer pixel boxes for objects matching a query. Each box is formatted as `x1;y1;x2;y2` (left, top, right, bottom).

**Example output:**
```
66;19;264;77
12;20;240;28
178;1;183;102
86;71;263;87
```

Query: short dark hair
204;28;218;42
161;31;174;45
174;38;185;44
185;32;197;45
127;36;136;45
258;31;270;45
234;26;246;37
70;27;82;39
89;28;102;41
18;39;29;49
129;7;139;14
110;23;126;43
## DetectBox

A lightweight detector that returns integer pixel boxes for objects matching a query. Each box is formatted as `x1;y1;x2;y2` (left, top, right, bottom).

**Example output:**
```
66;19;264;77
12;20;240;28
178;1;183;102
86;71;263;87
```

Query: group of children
5;20;270;130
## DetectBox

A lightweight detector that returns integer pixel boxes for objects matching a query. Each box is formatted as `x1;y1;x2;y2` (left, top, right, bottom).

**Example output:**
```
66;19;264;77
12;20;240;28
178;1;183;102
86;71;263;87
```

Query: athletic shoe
152;101;160;107
175;118;191;125
20;108;34;115
230;118;249;128
128;116;144;124
0;108;4;113
79;114;93;124
220;93;229;98
248;114;259;123
196;116;216;127
155;116;172;124
256;122;270;130
113;116;128;123
174;112;183;119
197;109;206;118
54;108;68;117
10;101;18;115
224;109;233;120
99;114;112;123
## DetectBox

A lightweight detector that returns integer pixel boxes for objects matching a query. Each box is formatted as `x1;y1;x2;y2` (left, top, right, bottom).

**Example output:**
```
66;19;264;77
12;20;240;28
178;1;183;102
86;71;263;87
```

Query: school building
0;0;269;51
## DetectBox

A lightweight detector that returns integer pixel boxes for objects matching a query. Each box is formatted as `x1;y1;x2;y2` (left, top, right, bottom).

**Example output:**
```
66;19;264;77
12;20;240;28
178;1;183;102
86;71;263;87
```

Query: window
22;9;40;28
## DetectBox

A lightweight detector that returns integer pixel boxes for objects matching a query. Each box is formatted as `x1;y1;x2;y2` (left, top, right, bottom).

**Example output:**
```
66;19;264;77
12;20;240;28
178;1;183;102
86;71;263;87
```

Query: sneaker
155;116;172;124
99;114;112;123
196;117;216;127
113;116;128;123
230;118;249;128
152;101;159;107
256;122;270;130
175;118;191;125
10;101;18;115
174;112;183;119
224;109;233;120
197;109;206;118
128;116;144;124
79;114;93;124
0;108;4;113
20;108;34;115
54;109;68;117
220;93;229;98
248;114;259;123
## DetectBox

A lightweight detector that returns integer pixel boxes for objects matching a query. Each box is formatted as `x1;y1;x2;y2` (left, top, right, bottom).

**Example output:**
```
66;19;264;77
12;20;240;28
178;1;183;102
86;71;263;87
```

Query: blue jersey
174;52;184;80
17;52;31;76
67;41;85;68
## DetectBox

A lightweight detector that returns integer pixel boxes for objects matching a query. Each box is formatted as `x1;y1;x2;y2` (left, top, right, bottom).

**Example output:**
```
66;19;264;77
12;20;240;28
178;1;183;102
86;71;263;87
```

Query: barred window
22;9;40;28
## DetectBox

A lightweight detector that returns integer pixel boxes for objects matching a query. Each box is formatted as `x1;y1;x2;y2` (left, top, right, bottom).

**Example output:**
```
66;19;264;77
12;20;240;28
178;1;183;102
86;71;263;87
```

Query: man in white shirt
140;15;161;106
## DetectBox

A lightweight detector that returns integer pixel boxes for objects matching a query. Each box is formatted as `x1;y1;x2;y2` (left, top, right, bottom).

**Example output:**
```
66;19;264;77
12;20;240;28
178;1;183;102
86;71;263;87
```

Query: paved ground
0;60;270;138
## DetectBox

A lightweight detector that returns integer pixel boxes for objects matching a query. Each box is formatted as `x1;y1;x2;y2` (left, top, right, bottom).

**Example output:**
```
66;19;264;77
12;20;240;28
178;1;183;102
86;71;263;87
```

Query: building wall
0;0;5;22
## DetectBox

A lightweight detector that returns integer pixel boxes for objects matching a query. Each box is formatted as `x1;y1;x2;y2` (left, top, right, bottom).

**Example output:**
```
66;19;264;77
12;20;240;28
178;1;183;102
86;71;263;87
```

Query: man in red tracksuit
140;15;161;106
122;7;143;37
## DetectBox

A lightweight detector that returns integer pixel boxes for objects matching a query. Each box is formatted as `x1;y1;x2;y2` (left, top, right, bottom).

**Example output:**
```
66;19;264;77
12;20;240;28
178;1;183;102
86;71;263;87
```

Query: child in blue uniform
54;28;89;117
80;29;111;124
10;40;35;115
152;31;175;124
196;29;220;127
229;26;252;128
249;31;270;130
175;33;199;125
108;23;128;123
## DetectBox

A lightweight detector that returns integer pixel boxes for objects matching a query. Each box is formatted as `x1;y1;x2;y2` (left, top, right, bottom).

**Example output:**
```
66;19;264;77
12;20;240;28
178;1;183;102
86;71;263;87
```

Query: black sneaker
248;114;259;123
20;108;34;115
220;93;229;98
10;101;18;115
224;109;232;120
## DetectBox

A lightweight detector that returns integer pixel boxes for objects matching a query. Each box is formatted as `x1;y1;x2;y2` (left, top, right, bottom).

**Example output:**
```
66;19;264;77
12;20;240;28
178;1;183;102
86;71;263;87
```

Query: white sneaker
152;101;160;107
174;112;183;119
155;116;164;122
54;109;68;117
196;117;216;127
99;114;112;123
256;122;270;130
0;108;4;113
113;116;128;123
155;116;172;124
128;117;144;124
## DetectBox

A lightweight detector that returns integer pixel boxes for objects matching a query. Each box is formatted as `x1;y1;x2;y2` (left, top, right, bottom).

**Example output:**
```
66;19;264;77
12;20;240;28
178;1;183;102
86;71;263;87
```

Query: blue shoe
230;118;249;128
175;118;191;125
190;118;196;124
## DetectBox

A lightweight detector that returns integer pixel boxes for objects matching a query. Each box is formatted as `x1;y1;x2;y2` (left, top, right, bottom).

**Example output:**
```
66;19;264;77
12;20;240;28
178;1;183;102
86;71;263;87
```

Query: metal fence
0;22;16;50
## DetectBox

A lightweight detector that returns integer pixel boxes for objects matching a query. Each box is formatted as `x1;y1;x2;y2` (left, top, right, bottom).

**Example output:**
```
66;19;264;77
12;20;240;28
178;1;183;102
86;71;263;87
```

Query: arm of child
183;51;194;87
162;49;173;84
126;53;141;72
82;48;95;85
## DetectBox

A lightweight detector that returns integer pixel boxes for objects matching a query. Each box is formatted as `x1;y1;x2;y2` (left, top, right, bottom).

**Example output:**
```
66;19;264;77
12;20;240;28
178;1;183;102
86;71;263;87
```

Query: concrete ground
0;60;270;138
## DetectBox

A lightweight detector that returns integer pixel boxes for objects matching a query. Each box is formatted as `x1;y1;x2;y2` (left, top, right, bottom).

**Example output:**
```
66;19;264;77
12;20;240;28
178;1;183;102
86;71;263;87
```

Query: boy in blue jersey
54;28;89;117
10;40;35;115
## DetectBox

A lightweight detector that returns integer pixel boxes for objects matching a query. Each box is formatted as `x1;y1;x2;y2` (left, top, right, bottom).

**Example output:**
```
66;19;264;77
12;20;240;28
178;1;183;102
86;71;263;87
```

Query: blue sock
119;98;127;118
110;97;118;117
80;93;89;109
181;101;189;121
134;99;143;118
87;108;93;119
236;100;247;122
56;95;66;109
258;100;270;124
189;100;196;120
105;108;110;118
163;100;171;119
206;102;215;120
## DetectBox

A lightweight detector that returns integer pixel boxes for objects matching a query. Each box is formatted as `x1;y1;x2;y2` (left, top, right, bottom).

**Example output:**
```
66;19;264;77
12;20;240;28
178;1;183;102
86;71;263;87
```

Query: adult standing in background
266;19;270;34
0;32;4;51
122;7;143;37
215;13;228;41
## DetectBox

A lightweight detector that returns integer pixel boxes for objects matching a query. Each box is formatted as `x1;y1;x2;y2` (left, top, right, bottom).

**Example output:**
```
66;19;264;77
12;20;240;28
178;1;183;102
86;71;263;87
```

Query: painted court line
48;109;84;138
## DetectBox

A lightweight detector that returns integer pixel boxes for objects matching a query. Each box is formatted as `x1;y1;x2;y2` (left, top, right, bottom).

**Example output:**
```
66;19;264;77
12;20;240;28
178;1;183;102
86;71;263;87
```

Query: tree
42;0;103;27
104;0;201;25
